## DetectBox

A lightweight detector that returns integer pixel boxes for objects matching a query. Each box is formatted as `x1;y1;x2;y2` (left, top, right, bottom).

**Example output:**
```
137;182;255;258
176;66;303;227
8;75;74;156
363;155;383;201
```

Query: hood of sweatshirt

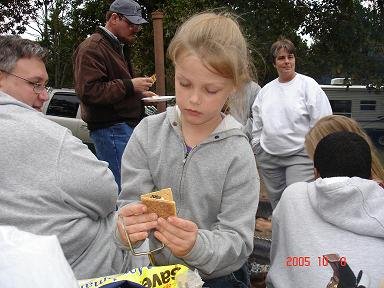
0;90;38;112
308;177;384;238
167;105;244;142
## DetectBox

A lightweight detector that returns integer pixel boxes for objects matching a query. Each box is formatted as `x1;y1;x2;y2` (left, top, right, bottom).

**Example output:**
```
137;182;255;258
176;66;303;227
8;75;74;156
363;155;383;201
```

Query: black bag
102;280;145;288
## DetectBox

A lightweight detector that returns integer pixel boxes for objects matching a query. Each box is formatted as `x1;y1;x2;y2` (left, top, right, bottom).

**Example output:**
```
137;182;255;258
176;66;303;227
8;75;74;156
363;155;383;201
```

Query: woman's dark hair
270;37;296;64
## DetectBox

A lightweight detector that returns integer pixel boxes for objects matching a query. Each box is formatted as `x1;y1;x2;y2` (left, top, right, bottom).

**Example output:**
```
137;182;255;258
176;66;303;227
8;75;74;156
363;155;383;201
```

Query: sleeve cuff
182;232;209;265
122;78;135;97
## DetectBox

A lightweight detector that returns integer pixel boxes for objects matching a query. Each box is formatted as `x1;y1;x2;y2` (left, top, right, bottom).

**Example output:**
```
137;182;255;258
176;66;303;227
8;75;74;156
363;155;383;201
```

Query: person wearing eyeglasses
73;0;156;192
0;35;140;279
0;52;49;111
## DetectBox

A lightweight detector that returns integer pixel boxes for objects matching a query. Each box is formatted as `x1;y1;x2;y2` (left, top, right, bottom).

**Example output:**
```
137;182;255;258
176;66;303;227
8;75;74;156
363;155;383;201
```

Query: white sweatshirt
251;73;332;156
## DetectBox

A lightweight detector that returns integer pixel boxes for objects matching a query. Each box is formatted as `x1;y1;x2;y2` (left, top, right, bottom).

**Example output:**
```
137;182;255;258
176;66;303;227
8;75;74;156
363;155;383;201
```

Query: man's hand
142;91;157;98
154;216;198;257
117;203;158;246
132;77;154;93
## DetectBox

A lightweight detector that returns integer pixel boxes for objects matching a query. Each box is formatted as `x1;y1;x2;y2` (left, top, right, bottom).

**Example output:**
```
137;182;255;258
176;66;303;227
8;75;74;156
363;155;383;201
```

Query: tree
228;0;307;84
131;0;309;91
0;0;39;35
300;0;384;85
1;0;383;88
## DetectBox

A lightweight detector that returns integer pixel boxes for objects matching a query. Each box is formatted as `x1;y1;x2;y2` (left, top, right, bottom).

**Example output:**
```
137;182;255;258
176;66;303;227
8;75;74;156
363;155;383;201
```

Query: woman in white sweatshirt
251;37;332;209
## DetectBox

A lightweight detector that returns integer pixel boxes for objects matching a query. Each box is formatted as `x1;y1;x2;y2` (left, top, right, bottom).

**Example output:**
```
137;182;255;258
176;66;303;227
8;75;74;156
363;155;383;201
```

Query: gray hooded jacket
267;177;384;287
0;91;125;280
118;106;260;280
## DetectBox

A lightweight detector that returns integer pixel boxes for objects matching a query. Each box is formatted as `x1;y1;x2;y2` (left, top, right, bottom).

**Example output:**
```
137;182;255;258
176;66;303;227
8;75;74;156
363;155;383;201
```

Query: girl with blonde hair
118;12;259;287
305;114;384;181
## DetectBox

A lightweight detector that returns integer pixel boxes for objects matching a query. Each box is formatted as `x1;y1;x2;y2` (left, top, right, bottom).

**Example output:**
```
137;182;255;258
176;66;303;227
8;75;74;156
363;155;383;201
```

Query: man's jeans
90;123;133;193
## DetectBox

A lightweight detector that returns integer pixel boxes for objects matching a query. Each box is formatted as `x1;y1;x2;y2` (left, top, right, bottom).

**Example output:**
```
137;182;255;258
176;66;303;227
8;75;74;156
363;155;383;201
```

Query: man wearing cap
73;0;155;192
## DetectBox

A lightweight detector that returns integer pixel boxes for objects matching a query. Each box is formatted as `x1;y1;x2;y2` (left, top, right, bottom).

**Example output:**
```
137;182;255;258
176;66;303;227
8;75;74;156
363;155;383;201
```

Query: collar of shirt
99;26;125;56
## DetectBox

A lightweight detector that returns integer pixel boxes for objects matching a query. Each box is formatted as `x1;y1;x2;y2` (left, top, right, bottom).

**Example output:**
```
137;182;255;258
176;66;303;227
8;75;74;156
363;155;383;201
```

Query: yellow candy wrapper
78;264;190;288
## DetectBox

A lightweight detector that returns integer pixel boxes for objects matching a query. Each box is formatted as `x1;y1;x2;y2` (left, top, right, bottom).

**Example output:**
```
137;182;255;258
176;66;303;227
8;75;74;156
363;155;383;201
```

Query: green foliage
300;0;384;85
0;0;38;34
1;0;383;89
231;1;307;84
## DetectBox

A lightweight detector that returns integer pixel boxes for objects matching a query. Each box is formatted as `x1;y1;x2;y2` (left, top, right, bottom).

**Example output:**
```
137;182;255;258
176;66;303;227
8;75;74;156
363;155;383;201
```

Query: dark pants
203;264;250;288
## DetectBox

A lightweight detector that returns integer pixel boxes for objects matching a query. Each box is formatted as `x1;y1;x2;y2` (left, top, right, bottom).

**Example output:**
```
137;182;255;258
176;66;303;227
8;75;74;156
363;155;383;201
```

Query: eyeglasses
0;70;48;94
119;15;142;32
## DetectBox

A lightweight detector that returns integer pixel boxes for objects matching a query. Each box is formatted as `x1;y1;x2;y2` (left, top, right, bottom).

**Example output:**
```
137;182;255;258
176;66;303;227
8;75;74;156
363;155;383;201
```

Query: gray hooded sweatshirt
118;106;260;280
0;91;125;280
267;177;384;287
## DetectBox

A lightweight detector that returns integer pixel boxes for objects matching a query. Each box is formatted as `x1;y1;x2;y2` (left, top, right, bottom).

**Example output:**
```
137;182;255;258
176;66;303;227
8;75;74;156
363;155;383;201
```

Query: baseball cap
109;0;148;25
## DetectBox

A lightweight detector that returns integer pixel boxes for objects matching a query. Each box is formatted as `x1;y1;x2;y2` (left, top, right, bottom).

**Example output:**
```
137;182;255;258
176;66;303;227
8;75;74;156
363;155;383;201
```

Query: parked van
321;79;384;147
41;88;94;150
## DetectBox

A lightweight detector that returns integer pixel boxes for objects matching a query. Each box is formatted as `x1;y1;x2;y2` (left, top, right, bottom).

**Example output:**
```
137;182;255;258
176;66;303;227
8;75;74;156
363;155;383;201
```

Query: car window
46;92;79;118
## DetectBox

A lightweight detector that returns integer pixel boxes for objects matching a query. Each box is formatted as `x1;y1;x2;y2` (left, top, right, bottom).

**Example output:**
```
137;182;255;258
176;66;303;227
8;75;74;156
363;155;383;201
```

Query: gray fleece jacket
0;91;125;280
267;177;384;288
118;106;260;280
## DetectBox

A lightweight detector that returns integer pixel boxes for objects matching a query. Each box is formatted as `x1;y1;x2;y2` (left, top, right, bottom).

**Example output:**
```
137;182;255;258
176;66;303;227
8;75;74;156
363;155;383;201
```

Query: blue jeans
90;123;133;193
203;264;250;288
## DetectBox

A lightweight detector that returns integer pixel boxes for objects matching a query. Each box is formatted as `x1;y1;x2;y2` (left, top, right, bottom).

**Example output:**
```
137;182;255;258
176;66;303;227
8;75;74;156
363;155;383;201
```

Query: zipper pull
183;150;189;163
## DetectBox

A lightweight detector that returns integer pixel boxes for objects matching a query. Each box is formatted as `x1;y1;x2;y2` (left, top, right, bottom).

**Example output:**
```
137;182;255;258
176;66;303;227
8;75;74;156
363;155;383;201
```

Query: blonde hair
305;115;384;181
167;12;253;113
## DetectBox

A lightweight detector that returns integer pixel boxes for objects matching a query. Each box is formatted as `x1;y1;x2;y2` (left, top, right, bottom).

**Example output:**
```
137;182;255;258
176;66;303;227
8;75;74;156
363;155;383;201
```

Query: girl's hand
154;216;198;257
118;203;158;246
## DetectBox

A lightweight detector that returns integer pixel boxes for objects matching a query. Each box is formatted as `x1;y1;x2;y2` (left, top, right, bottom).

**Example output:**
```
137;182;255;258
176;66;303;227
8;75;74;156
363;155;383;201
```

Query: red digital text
285;256;347;267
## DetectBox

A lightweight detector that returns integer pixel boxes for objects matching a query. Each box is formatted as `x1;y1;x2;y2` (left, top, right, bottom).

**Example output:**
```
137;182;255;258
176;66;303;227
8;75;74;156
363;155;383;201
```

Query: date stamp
285;255;347;267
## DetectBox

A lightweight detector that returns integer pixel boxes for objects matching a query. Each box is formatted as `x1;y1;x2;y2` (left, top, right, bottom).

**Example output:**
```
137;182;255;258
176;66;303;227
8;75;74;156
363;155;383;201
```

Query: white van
321;80;384;147
41;88;94;150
